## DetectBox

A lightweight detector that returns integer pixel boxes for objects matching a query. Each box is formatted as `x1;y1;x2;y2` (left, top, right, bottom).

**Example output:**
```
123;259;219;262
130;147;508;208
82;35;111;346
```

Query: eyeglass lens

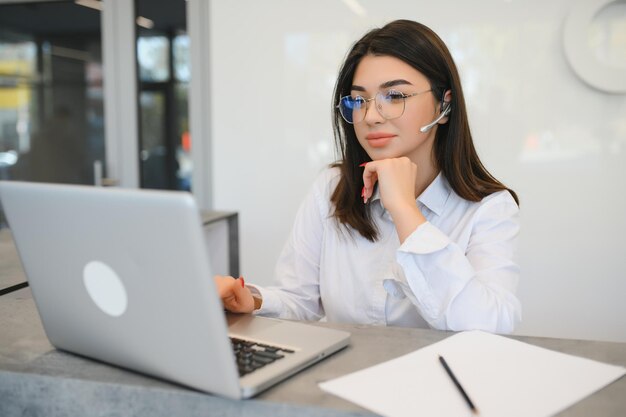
339;91;407;124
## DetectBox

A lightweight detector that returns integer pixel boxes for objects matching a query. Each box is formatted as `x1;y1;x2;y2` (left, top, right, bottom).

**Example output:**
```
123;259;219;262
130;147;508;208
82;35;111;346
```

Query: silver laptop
0;180;350;399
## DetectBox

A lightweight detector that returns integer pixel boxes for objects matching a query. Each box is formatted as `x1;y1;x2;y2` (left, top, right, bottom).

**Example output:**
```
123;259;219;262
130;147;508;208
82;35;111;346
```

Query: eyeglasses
337;88;432;124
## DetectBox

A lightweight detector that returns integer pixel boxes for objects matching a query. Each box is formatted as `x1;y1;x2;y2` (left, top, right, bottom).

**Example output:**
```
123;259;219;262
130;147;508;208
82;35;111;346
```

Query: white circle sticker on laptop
83;260;128;317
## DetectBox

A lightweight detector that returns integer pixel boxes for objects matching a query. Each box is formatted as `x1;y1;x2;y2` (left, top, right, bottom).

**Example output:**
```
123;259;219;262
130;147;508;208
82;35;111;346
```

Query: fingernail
359;162;367;167
239;276;245;287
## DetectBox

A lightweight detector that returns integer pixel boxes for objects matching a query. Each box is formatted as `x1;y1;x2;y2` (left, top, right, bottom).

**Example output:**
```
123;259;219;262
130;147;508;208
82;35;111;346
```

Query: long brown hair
330;20;518;242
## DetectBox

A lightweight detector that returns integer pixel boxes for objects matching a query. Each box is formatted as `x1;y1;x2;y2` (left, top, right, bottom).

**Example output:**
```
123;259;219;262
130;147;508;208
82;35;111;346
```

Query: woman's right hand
214;275;255;313
361;157;426;243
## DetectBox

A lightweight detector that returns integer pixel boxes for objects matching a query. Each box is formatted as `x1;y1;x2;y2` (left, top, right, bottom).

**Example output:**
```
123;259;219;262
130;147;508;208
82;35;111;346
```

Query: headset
419;90;452;133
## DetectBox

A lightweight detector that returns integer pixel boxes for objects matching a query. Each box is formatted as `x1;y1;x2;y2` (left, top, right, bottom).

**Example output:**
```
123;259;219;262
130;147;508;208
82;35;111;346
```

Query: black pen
438;355;479;415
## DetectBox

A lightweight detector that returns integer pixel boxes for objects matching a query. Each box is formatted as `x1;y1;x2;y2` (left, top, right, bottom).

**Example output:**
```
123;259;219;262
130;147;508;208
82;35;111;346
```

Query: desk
1;288;625;417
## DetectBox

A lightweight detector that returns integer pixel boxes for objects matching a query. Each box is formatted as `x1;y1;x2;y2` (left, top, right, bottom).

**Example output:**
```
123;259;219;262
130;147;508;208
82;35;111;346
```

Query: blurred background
0;0;190;192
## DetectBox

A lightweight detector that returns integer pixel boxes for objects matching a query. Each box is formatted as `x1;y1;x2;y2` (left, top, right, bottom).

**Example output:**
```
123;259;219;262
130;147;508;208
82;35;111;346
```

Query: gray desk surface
200;210;237;224
1;288;625;417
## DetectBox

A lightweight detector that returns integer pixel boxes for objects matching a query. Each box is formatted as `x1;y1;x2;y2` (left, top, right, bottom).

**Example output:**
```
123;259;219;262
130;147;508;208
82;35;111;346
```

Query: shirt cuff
246;284;281;317
399;221;451;254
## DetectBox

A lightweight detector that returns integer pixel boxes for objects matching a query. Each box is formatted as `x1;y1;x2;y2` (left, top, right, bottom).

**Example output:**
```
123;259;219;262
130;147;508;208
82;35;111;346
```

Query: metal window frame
186;0;212;209
102;0;139;188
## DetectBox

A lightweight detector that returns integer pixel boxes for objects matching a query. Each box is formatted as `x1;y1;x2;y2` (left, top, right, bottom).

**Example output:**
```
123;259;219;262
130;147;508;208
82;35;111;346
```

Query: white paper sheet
319;331;625;417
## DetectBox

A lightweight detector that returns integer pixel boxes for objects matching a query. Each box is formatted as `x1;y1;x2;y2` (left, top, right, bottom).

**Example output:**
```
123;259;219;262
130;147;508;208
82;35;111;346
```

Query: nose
363;94;385;125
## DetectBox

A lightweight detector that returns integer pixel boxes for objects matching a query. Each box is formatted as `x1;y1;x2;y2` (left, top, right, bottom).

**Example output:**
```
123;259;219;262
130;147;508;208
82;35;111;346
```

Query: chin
365;148;403;161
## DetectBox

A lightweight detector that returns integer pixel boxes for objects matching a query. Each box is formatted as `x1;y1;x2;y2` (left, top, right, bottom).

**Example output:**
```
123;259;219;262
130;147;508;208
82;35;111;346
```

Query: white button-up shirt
253;167;521;333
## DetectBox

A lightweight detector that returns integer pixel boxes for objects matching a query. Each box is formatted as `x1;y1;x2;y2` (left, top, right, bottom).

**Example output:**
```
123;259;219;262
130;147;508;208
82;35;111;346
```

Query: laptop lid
0;181;243;398
0;181;350;399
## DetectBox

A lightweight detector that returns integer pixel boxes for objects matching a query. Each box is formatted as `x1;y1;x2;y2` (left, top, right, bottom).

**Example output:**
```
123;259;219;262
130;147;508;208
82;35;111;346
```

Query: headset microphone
419;104;451;133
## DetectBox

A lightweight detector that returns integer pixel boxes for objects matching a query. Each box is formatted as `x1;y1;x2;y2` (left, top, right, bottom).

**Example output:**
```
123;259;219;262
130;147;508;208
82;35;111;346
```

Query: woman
215;20;521;333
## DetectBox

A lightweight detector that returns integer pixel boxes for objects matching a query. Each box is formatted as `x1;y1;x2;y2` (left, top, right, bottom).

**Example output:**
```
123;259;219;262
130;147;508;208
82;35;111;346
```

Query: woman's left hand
214;275;255;313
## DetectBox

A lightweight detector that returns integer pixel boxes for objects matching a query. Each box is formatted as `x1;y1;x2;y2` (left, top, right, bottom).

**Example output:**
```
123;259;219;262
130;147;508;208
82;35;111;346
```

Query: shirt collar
370;172;451;218
417;172;451;217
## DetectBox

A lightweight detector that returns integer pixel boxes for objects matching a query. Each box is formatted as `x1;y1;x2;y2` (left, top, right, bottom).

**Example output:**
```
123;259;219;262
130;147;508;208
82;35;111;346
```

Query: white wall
209;0;626;342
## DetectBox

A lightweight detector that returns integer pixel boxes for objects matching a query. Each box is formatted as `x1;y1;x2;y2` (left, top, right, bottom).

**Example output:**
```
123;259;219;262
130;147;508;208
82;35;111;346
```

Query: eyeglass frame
336;88;433;124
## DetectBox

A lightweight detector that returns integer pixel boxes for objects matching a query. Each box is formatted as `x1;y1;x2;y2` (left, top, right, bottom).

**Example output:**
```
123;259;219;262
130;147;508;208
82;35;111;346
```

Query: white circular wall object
83;260;128;317
563;0;626;93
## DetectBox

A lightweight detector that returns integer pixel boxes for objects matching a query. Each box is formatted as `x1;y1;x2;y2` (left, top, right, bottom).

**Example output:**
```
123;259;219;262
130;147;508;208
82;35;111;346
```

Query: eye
344;95;366;110
384;90;405;103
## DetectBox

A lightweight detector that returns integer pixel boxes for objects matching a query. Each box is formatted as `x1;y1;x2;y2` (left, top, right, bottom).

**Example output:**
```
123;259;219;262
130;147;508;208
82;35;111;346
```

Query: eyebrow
351;79;414;92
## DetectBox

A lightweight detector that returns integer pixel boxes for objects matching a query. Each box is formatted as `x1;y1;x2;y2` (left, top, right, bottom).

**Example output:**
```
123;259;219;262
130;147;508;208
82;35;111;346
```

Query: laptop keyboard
230;337;295;377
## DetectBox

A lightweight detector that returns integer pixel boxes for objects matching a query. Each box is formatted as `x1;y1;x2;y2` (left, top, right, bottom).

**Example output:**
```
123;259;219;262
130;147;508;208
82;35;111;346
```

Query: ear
438;89;452;125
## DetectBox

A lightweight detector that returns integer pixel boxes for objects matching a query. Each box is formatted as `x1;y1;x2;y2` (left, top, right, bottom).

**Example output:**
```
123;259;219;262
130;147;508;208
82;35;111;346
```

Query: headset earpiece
419;94;452;133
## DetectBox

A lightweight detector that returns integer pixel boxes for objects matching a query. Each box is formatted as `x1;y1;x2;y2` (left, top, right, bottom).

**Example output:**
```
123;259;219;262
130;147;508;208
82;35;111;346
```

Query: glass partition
0;0;103;228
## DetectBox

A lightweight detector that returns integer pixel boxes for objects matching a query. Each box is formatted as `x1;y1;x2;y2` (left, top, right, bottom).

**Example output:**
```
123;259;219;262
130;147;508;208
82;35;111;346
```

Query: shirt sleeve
251;171;334;321
395;192;521;333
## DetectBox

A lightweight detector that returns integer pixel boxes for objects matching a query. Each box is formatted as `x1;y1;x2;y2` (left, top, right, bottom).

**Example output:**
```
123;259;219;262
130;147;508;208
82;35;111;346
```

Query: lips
366;132;395;148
